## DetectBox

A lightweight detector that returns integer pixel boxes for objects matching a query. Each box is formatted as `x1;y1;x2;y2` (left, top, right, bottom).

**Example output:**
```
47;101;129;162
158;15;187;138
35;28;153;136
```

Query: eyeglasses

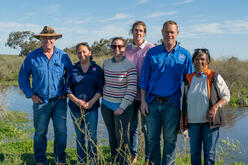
111;45;125;49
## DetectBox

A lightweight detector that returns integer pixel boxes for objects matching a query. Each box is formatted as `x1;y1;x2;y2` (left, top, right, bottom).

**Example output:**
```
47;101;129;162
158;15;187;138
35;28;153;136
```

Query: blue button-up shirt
140;43;193;107
18;47;72;103
65;61;104;111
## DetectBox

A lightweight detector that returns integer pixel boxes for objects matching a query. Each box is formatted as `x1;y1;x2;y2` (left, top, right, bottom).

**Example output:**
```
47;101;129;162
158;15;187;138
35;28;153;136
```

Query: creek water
0;86;247;163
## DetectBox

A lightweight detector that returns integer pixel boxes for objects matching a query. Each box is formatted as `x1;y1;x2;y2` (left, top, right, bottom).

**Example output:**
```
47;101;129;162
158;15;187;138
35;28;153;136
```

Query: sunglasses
194;48;209;53
111;45;125;49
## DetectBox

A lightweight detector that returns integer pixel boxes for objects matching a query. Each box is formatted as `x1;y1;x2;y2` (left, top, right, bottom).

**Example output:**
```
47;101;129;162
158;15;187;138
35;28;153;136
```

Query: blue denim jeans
146;100;180;165
188;123;219;165
33;97;67;164
101;103;133;165
129;101;149;160
70;108;98;165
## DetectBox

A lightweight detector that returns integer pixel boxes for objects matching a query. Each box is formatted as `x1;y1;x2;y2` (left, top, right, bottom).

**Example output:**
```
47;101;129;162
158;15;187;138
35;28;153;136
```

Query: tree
64;47;76;56
91;38;112;57
5;31;41;56
64;37;133;57
125;38;133;46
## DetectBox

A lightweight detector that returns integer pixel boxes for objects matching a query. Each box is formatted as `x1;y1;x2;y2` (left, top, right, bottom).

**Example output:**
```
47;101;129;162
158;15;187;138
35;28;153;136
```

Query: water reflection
0;86;108;146
1;86;248;162
224;108;248;127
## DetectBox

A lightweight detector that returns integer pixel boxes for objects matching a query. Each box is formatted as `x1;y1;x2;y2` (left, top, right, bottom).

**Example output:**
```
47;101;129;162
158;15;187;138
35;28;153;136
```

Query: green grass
0;109;247;165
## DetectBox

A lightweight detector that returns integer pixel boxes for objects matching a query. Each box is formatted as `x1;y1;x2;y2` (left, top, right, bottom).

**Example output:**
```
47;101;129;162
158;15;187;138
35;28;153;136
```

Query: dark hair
162;20;178;31
129;21;147;35
111;37;126;46
75;42;93;60
76;42;91;52
192;48;211;64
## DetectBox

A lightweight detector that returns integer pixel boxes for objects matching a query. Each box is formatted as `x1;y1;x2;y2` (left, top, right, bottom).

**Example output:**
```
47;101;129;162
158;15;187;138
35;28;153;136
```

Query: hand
207;104;218;122
183;130;189;139
59;95;66;99
84;101;94;110
114;108;124;116
76;99;87;109
140;100;149;117
31;94;43;104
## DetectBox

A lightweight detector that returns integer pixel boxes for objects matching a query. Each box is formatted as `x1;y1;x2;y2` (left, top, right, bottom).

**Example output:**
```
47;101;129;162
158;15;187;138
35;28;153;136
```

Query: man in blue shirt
140;20;193;165
18;26;72;165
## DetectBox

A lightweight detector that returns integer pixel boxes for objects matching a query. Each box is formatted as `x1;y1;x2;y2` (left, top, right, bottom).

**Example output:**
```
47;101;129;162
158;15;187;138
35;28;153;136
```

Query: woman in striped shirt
101;37;137;165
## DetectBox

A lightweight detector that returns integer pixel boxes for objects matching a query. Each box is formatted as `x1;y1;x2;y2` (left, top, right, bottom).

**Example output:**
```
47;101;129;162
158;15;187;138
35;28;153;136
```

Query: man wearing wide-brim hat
19;26;72;165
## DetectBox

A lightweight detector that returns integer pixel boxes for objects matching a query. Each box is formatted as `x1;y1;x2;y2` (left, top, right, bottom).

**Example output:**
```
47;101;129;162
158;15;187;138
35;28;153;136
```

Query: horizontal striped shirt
103;57;137;110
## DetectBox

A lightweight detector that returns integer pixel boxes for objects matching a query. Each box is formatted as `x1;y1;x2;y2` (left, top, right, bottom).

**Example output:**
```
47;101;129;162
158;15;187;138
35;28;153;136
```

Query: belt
48;96;65;101
155;96;169;101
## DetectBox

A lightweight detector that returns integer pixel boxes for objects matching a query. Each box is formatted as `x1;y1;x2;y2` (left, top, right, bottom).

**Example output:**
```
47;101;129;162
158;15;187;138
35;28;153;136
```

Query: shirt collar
111;56;126;63
75;60;95;67
161;41;179;53
131;40;147;49
38;46;58;54
75;61;96;72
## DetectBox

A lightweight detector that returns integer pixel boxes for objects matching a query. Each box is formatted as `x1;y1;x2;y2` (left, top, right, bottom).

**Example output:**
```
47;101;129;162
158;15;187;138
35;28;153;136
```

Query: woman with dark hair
182;48;230;165
124;21;153;165
65;42;104;164
101;37;137;165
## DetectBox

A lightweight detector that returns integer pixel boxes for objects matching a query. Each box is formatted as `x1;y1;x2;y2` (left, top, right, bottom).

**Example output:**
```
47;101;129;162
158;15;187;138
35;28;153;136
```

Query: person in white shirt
181;48;230;165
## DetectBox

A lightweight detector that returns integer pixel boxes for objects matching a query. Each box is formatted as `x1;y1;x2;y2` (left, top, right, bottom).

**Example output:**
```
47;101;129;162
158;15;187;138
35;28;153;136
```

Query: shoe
144;159;149;165
132;156;138;165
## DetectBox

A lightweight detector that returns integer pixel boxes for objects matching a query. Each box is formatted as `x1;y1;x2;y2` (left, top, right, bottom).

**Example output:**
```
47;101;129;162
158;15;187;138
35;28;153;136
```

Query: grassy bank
0;54;247;106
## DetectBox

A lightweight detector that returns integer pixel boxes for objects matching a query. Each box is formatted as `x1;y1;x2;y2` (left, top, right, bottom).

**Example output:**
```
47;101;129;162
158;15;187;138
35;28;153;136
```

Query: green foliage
0;140;34;153
64;47;76;56
5;31;40;56
233;162;247;165
216;137;242;164
64;37;133;58
0;110;31;143
210;57;248;106
91;38;112;57
0;55;24;82
211;57;248;91
0;110;246;164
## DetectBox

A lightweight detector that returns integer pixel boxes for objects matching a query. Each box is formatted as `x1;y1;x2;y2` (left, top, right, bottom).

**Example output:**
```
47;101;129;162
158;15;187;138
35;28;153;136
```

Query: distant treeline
210;56;248;106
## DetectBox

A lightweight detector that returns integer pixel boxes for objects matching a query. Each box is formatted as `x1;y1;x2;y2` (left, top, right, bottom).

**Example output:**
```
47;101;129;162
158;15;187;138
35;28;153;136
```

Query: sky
0;0;248;60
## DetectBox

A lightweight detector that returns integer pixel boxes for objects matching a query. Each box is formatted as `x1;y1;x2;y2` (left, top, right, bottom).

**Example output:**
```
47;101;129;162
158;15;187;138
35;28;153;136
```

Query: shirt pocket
54;61;64;76
32;63;46;76
150;58;163;72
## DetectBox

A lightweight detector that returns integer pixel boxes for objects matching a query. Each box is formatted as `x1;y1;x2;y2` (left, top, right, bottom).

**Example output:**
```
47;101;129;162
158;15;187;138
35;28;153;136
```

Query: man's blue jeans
129;100;149;160
70;108;98;165
146;100;180;165
188;123;219;165
33;97;67;164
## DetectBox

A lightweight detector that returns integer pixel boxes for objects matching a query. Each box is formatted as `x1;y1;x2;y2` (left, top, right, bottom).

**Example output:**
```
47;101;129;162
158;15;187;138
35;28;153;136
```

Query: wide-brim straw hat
34;26;62;40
